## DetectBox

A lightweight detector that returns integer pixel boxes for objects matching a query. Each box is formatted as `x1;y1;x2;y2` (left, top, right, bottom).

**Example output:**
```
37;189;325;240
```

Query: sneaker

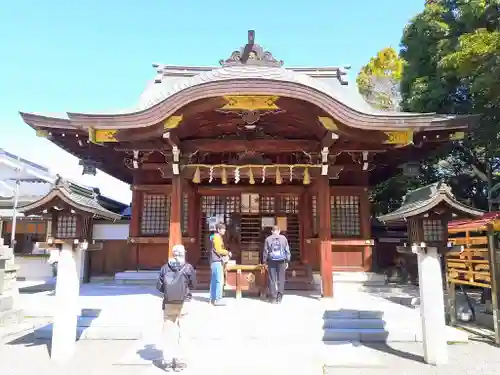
212;299;227;306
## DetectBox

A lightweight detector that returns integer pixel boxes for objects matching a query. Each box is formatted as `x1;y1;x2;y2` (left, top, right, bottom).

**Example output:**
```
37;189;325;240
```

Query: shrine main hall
19;31;476;296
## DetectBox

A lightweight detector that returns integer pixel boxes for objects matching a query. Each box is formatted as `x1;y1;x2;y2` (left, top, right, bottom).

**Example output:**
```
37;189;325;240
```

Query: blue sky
0;0;424;204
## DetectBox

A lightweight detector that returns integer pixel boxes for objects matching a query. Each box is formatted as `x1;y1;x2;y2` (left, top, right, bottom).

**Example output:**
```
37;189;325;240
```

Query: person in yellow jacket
209;223;231;305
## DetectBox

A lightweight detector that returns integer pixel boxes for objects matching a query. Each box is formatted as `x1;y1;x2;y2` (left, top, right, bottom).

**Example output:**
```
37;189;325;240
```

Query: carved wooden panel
330;195;361;237
141;194;170;236
182;192;189;236
56;215;78;239
312;195;318;237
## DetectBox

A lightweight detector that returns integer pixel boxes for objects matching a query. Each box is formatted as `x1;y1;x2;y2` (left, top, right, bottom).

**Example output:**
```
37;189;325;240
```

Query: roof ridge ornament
219;30;284;68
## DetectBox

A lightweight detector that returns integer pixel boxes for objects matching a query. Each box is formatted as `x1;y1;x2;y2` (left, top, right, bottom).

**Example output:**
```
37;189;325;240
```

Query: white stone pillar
416;245;448;365
51;242;80;362
73;244;85;284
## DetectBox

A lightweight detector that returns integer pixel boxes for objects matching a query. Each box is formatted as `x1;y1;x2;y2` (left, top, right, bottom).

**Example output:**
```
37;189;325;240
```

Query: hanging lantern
249;167;255;185
275;167;282;185
192;166;201;184
221;167;228;185
303;167;311;185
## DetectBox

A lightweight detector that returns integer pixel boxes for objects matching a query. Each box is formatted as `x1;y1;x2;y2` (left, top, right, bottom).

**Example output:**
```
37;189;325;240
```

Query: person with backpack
210;223;231;306
263;225;291;304
156;244;197;372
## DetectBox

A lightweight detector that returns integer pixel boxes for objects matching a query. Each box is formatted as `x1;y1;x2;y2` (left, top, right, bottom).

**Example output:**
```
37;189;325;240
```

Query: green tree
357;47;404;111
397;0;500;210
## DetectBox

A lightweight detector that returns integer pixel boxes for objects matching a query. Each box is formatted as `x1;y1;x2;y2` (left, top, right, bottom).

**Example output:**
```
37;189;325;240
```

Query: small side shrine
378;182;483;365
17;177;121;362
378;182;483;263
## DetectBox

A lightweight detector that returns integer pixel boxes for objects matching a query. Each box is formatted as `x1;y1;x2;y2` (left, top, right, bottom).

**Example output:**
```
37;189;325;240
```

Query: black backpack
160;265;187;303
268;236;286;261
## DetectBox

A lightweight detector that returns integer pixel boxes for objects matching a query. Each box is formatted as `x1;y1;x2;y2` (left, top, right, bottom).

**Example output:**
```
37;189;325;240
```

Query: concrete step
34;324;142;341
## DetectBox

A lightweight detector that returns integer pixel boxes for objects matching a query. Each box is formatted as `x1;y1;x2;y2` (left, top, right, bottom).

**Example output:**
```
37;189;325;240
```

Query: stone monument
0;237;22;326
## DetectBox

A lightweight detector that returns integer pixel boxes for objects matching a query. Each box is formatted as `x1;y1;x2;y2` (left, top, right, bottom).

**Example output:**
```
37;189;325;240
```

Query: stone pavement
0;282;490;374
2;330;500;375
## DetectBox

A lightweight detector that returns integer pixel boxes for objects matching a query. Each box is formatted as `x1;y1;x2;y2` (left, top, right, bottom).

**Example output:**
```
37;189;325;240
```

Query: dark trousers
267;260;286;299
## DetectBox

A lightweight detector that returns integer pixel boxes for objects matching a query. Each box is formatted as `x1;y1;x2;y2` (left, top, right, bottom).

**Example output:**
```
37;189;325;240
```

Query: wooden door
330;194;365;271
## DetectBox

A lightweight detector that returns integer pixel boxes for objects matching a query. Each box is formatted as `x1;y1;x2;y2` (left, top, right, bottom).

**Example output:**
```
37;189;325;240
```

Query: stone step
34;324;142;341
32;316;468;343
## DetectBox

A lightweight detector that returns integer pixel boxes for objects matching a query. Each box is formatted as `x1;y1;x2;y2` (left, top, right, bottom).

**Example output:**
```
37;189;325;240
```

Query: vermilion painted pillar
317;176;333;297
168;176;182;258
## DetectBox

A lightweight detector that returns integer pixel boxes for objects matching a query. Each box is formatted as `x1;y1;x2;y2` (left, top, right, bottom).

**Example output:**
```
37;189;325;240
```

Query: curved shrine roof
19;30;478;133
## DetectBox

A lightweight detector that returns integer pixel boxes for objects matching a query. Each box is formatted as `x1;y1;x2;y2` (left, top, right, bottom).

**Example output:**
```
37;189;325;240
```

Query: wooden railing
447;234;491;288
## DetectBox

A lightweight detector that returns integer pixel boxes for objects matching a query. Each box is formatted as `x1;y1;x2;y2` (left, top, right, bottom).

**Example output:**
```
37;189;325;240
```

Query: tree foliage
357;47;404;111
372;0;500;214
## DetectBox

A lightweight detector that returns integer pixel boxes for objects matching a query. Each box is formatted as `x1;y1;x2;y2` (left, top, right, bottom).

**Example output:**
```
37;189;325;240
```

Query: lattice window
141;194;170;235
181;192;189;236
278;196;299;214
56;215;77;238
312;195;318;236
259;196;275;214
423;219;444;242
331;195;361;237
200;195;241;260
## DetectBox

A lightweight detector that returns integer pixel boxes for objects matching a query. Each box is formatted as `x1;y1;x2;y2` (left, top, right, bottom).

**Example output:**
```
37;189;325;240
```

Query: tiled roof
18;178;121;221
378;182;484;223
136;65;416;116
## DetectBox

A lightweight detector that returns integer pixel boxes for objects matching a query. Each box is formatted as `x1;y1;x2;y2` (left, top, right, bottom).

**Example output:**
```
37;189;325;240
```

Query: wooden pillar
130;188;142;270
299;191;312;265
191;191;202;265
360;187;372;272
169;176;182;257
317;176;333;297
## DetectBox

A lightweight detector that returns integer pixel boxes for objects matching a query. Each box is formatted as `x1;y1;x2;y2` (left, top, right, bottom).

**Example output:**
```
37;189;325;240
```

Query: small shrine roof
18;177;121;221
377;182;484;223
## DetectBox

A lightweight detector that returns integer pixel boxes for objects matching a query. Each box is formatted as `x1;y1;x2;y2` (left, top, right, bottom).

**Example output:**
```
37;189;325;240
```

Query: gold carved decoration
317;117;338;131
94;129;118;143
163;115;184;130
449;131;465;141
35;129;49;138
247;273;256;283
383;131;413;145
221;95;280;111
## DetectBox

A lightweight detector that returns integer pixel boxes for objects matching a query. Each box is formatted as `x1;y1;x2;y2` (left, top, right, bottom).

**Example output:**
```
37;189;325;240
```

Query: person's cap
172;244;186;258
